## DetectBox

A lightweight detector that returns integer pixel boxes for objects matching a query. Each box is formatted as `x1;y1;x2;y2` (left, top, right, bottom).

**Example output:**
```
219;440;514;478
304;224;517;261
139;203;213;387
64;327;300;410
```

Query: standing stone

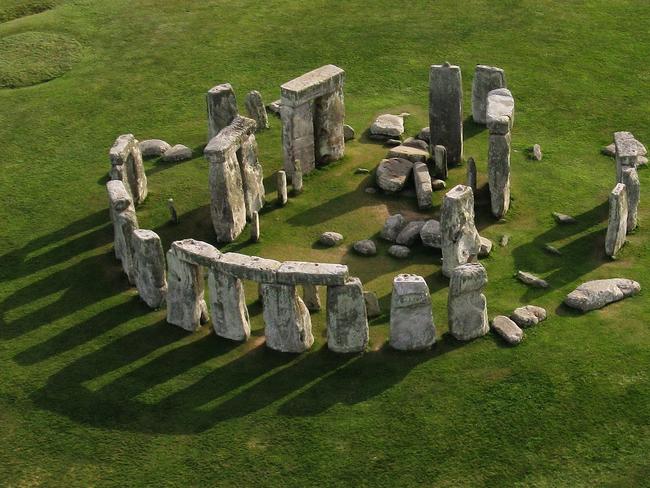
292;159;303;193
621;167;639;233
327;277;368;353
376;158;414;192
488;132;511;218
471;65;506;124
614;131;639;182
132;229;167;309
115;207;139;284
492;316;523;345
167;198;179;224
429;63;463;165
277;170;288;205
109;134;147;205
244;90;269;130
251;211;260;242
605;183;628;258
364;291;381;317
433;145;448;180
448;263;489;341
261;283;313;353
313;85;346;165
343;124;355;141
413;162;433;209
166;247;209;332
208;269;250;341
440;185;481;278
302;284;321;312
467;157;477;193
238;133;266;220
207;83;238;140
389;274;436;350
532;144;543;161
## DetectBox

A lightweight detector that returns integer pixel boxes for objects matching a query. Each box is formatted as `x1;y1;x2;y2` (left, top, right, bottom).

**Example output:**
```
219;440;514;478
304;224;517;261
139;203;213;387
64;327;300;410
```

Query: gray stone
291;159;303;193
132;229;167;309
431;179;446;191
364;291;381;317
385;139;402;146
109;134;147;205
403;137;429;152
114;207;139;284
327;277;368;353
353;239;377;256
440;185;481;277
319;231;344;247
238;133;266;219
139;139;171;158
429;63;463;165
162;144;192;163
511;305;547;328
614;131;638;181
532;144;543;161
388;245;411;259
467;157;477;192
166;247;209;332
478;236;493;257
413;162;433;209
433;144;448;180
244;90;269;130
492;316;523;345
277;170;288;206
355;167;370;174
553;212;577;224
517;270;549;288
276;261;349;286
370;114;404;138
396;220;425;246
420;219;441;249
214;252;281;283
416;126;430;142
267;99;282;115
167;198;179;224
251;211;260;242
302;284;321;312
376;158;413;192
207;83;239;140
488;132;511;218
261;283;313;353
621;167;639;232
343;124;355;141
564;278;641;312
486;88;515;135
471;65;506;124
389;274;436;350
448;262;489;341
500;235;510;247
381;214;408;242
605;183;628;258
171;239;221;268
208;269;250;341
602;143;616;157
388;145;429;164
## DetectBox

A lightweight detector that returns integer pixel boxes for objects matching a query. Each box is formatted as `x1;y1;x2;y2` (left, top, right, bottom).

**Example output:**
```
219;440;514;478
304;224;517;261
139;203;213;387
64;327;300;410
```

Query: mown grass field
1;0;649;486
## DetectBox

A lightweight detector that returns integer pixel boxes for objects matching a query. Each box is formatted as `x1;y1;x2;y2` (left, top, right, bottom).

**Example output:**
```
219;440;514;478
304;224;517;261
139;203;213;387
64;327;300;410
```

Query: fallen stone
396;221;425;246
132;229;167;309
370;114;404;138
162;144;192;163
353;239;377;256
355;168;370;174
553;212;577;224
139;139;171;158
363;291;381;317
364;187;377;194
376;158;413;192
267;99;282;115
326;277;368;353
492;316;523;345
319;231;344;247
440;185;481;277
517;270;549;288
388;145;429;164
208;269;250;341
244;90;269;130
389;274;436;350
302;283;322;312
388;245;411;259
413;162;433;209
261;283;313;353
486;88;515;135
420;219;441;249
276;261;349;286
511;305;547;328
532;144;543;161
448;262;489;341
343;124;355;141
429;63;463;165
605;183;628;258
471;65;506;124
431;179;446;191
564;278;641;312
403;137;429;152
214;252;281;283
417;126;430;142
478;236;493;257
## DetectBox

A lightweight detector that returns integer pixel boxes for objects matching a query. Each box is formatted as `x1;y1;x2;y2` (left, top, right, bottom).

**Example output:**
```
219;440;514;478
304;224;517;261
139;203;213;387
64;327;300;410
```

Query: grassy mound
0;0;58;24
0;31;81;88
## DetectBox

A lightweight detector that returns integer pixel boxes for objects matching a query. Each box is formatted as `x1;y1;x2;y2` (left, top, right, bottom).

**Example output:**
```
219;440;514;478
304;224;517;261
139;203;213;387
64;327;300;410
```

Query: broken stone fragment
363;291;381;318
326;277;368;353
353;239;377;256
261;283;313;353
420;219;441;249
139;139;171;158
343;124;355;141
319;231;344;247
431;179;446;191
162;144;192;162
403;137;429;152
388;145;429;164
267;99;282;115
471;65;506;124
478;236;493;257
448;262;489;341
544;244;562;256
132;229;167;309
429;63;463;165
486;88;515;135
492;316;523;345
396;221;425;246
389;274;436;350
244;90;269;130
388;245;410;259
370;114;404;138
553;212;577;224
605;183;628;258
381;214;408;242
511;305;547;327
602;143;616;157
564;278;640;312
206;82;239;140
302;283;322;312
376;158;413;192
517;270;549;288
384;139;402;146
500;235;509;247
416;126;430;142
433;145;448;180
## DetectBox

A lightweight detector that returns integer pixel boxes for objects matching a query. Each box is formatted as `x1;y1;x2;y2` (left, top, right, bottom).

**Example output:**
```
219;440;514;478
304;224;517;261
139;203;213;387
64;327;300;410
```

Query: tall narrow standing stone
292;159;303;193
261;283;313;353
207;83;238;140
109;134;147;205
448;263;489;341
313;85;346;165
302;284;321;312
471;65;506;124
605;183;628;258
245;90;269;130
277;170;288;205
251;211;260;242
389;274;435;350
429;63;463;165
433;145;448;180
487;132;511;218
621;167;639;232
132;229;167;309
327;277;368;353
208;268;250;341
238;133;266;220
440;185;481;278
115;206;139;284
166;247;209;331
467;157;477;193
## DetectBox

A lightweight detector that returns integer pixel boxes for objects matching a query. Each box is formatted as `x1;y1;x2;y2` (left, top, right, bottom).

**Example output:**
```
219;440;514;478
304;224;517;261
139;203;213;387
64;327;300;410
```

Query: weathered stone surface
167;198;179;224
171;239;221;268
207;83;238;140
396;221;425;246
432;179;446;191
280;101;314;174
302;284;321;312
403;137;429;152
277;170;288;205
486;88;515;135
433;145;447;180
313;87;345;165
564;278;641;312
385;138;402;146
291;159;303;193
245;90;269;130
532;144;543;161
370;114;404;138
132;229;167;308
614;131;639;181
602;143;616;157
471;65;506;124
605;183;628;258
467;157;477;192
517;270;549;288
417;126;430;142
388;145;429;164
478;236;492;257
429;63;463;165
267;99;281;115
276;261;349;286
488;132;511;218
376;158;413;192
319;231;344;247
553;212;577;224
389;274;436;350
364;291;381;317
413;162;433;209
166;247;209;331
139;139;171;158
238;134;266;219
511;305;547;328
420;219;441;249
621;167;639;232
209;269;250;341
109;134;147;205
353;239;377;256
114;208;139;284
162;144;192;163
448;263;489;341
440;185;481;277
343;124;355;141
639;156;648;166
215;252;281;283
250;211;260;242
381;214;408;242
327;277;368;353
388;245;411;259
106;179;132;218
492;316;523;345
261;283;313;353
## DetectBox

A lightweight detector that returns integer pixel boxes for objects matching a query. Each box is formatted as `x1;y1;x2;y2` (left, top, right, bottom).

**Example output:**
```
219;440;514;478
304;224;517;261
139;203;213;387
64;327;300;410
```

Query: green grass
1;0;650;486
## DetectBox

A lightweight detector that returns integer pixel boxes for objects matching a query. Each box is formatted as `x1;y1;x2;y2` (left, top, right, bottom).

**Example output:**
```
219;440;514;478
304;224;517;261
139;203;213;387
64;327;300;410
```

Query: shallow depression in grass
0;31;82;88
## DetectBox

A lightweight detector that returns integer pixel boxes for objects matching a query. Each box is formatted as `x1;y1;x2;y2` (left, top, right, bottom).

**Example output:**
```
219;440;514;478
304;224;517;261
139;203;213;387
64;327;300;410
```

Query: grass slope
1;0;649;486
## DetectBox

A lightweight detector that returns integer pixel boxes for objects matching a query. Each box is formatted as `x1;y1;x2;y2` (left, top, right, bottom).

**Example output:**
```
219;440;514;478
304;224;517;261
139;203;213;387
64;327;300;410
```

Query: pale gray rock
413;162;433;209
517;270;549;288
106;179;132;219
381;214;408;242
621;167;639;232
431;179;446;191
602;143;616;157
492;316;523;345
639;156;648;166
364;291;381;317
353;239;377;256
553;212;577;224
403;137;429;152
511;305;547;328
166;247;209;331
605;183;628;258
467;157;477;192
478;236;493;257
500;235;510;247
302;284;322;312
388;245;411;259
277;170;288;206
376;158;413;192
292;159;303;193
433;145;448;179
109;133;147;205
544;244;562;256
532;144;543;161
251;211;260;242
132;229;167;309
114;207;139;284
238;133;266;219
208;269;250;341
429;63;463;164
471;65;506;124
276;261;349;286
244;90;269;130
488;132;511;218
388;145;429;164
170;239;221;268
486;88;515;135
448;262;489;341
564;278;641;312
370;114;404;138
215;253;281;283
355;167;370;174
327;277;368;353
162;144;192;163
389;274;435;350
416;126;430;142
440;185;481;277
261;283;313;353
267;99;281;115
207;83;239;140
343;124;355;141
139;139;171;158
420;219;441;249
319;231;344;247
396;221;425;246
614;131;638;181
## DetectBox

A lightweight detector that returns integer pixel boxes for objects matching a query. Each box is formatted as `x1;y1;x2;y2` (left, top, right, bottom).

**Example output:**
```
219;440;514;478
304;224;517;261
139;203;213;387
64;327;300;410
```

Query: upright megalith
429;63;463;165
389;274;436;350
107;179;139;283
132;229;167;309
467;157;477;192
106;179;132;225
487;132;511;218
245;90;269;131
605;183;628;258
621;167;640;232
238;130;266;219
292;159;303;193
281;65;345;175
261;283;313;353
440;185;481;278
413;162;433;209
433;145;448;180
614;131;639;182
448;263;489;341
471;65;506;124
326;277;368;353
109;134;147;205
208;268;250;341
206;83;238;140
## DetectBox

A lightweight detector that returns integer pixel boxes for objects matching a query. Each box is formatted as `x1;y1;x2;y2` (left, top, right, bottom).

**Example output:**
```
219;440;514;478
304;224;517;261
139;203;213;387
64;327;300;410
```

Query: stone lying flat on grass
390;274;436;350
139;139;171;158
486;88;515;135
478;236;493;257
319;231;344;247
492;316;523;345
388;244;410;259
162;144;192;162
396;221;425;246
376;158;413;192
343;124;355;141
370;114;404;137
353;239;377;256
511;305;547;327
381;213;407;242
387;145;429;163
420;219;441;248
517;270;549;288
403;137;429;152
276;261;349;286
364;291;381;317
413;162;433;209
553;212;577;224
564;278;641;312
